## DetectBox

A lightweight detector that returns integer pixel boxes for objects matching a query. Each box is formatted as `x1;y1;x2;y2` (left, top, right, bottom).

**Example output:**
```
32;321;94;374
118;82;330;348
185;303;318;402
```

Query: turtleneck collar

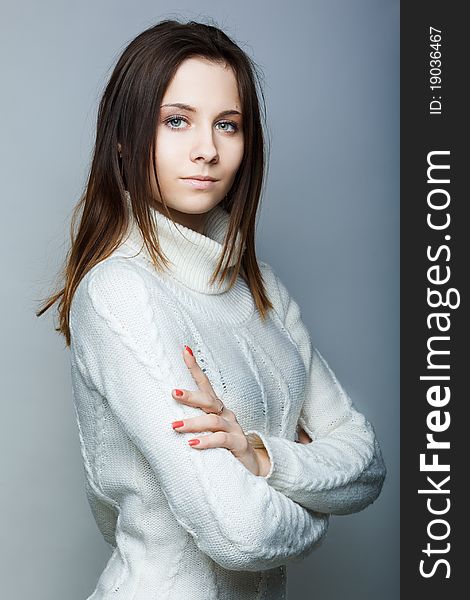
121;191;245;295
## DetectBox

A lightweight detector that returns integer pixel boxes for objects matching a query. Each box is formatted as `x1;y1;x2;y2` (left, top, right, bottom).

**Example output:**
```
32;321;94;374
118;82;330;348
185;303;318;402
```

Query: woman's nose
190;127;219;162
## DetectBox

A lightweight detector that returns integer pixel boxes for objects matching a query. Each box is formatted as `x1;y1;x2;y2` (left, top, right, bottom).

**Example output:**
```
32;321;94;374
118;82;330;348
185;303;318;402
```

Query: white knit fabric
69;193;386;599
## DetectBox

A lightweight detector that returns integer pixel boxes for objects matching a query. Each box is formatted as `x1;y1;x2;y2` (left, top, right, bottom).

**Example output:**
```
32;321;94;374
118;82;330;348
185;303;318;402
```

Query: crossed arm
243;264;387;515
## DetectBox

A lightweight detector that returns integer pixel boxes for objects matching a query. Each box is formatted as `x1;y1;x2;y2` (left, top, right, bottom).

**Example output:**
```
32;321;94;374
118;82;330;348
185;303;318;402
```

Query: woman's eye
216;121;239;133
166;117;187;129
164;116;239;133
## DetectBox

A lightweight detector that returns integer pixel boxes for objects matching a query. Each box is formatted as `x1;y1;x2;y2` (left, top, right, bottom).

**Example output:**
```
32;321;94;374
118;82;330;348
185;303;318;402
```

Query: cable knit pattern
69;194;385;599
244;267;387;515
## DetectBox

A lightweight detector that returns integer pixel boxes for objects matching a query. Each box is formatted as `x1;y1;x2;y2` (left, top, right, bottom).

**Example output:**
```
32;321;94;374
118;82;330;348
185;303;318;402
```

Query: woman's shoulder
71;253;163;322
258;259;279;288
257;259;292;322
69;254;174;361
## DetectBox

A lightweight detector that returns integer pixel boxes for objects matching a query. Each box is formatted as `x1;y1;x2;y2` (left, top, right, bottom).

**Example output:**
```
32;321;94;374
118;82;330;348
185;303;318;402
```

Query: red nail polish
174;389;184;396
172;421;184;429
184;345;193;356
188;439;200;446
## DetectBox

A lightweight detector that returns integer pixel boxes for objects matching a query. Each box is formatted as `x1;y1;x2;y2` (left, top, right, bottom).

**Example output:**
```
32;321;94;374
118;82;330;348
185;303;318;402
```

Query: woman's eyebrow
160;103;242;117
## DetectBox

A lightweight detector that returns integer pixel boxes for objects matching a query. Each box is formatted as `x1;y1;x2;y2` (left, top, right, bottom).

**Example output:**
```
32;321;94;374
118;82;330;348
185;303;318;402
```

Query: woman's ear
117;142;122;156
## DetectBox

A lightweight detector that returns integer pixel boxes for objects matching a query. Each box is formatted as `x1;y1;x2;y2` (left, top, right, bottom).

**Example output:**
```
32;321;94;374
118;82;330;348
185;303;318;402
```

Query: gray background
0;1;399;598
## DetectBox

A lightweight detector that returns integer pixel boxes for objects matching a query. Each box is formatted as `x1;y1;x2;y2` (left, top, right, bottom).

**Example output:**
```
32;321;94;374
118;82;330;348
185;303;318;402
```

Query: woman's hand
296;425;312;444
170;345;271;477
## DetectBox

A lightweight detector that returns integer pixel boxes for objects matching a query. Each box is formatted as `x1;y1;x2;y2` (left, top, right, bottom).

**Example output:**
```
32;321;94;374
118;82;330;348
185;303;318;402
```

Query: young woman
37;19;386;600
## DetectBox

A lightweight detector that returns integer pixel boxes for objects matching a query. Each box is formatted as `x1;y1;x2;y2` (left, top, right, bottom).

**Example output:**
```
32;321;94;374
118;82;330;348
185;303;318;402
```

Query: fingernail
174;389;184;396
184;345;193;356
172;421;184;429
188;439;200;446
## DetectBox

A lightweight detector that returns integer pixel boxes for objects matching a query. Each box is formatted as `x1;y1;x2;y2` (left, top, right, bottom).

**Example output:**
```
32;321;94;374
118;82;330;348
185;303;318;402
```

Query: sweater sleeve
245;266;386;515
69;259;328;572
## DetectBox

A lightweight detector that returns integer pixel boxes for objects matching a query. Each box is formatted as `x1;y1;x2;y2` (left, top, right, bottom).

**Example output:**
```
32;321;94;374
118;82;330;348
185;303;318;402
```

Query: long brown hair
36;18;274;347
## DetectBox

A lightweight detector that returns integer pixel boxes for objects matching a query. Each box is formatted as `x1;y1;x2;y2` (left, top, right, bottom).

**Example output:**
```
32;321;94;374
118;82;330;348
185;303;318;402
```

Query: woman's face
152;56;244;232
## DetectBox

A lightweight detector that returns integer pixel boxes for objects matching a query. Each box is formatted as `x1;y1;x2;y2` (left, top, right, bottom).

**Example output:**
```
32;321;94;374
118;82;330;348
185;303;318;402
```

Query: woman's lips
181;178;218;190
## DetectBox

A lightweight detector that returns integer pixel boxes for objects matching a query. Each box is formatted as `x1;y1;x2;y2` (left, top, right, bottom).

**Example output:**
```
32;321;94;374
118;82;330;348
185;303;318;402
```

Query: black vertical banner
401;3;466;598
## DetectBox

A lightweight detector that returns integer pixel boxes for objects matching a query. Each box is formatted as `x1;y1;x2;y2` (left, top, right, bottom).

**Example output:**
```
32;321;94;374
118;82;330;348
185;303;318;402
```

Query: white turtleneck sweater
69;195;386;600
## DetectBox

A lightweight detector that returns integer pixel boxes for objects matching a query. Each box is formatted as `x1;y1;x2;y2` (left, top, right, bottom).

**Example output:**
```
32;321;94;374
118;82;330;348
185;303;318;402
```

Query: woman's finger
185;431;247;453
182;345;214;395
172;413;234;434
297;425;312;444
171;387;218;413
